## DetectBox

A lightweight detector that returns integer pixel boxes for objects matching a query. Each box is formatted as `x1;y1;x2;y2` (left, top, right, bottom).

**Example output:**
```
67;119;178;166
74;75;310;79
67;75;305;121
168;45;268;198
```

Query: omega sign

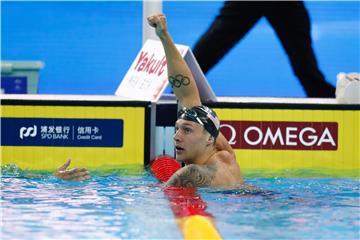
220;121;338;150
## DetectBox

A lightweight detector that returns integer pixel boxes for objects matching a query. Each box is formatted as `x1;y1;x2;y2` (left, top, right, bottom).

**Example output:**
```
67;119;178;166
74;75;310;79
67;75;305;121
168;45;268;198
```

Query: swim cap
177;105;220;139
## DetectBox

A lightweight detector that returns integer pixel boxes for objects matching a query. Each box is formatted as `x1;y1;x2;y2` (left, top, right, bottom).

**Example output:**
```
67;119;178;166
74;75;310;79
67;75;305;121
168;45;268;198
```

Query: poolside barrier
155;97;360;178
1;94;154;171
1;94;359;177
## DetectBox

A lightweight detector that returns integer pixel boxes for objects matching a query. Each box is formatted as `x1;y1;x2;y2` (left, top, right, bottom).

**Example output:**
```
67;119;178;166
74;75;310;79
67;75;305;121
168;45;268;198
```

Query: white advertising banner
115;39;216;102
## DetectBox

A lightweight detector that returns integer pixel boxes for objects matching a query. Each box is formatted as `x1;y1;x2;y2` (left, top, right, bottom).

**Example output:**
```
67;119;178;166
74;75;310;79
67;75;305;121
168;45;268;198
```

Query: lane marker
150;155;222;240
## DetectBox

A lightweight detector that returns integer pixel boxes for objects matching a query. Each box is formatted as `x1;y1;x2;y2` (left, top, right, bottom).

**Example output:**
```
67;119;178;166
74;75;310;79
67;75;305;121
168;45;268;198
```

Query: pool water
1;170;359;239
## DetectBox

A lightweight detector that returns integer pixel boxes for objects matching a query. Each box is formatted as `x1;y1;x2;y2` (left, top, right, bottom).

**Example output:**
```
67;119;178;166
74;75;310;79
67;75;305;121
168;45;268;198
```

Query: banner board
220;121;338;150
1;99;150;171
2;118;124;147
154;100;359;177
213;105;359;177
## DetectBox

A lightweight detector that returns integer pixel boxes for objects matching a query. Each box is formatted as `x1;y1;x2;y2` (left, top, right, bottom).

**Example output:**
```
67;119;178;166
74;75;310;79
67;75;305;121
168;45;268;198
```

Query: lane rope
150;155;222;240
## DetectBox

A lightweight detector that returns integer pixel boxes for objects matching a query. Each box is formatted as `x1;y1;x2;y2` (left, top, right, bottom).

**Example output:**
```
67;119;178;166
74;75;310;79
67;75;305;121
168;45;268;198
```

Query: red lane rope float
150;155;222;240
150;155;181;182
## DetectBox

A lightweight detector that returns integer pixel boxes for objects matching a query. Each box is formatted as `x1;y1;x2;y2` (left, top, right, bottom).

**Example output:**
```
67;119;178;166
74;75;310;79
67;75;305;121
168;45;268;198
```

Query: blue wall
2;1;359;97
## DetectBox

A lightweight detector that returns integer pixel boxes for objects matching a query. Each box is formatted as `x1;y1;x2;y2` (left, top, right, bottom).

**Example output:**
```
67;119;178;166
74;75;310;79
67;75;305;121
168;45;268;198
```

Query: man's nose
173;129;181;142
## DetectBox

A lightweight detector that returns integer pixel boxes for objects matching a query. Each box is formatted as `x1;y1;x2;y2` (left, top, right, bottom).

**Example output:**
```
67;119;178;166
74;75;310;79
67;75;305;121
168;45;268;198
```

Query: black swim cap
177;105;220;139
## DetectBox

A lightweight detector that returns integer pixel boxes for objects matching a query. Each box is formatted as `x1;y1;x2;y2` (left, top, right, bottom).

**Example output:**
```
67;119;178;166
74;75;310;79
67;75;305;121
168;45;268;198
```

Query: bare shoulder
210;150;236;165
165;164;217;188
215;133;235;157
209;150;244;186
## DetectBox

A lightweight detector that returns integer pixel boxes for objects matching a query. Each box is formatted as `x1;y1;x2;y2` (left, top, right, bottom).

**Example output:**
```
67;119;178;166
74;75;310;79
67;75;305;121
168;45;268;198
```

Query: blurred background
2;1;359;97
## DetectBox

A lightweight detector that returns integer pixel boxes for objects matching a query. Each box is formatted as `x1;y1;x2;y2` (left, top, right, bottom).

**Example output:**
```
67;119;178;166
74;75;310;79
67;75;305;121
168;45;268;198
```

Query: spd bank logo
220;121;338;150
19;125;37;139
1;117;123;147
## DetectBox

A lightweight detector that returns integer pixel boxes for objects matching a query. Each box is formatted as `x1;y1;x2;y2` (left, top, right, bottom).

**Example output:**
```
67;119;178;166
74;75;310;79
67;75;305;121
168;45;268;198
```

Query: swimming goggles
177;106;220;138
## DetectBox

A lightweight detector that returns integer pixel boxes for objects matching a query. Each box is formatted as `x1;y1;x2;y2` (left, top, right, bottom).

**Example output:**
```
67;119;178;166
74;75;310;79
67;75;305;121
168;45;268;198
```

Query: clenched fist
147;13;168;39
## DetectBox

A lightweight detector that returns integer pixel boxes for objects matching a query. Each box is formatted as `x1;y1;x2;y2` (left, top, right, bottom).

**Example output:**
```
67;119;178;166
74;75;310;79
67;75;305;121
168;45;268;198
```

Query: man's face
173;119;211;164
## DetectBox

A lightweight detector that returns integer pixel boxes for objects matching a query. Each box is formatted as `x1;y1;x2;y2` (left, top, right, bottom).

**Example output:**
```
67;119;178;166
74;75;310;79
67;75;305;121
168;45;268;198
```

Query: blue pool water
1;171;359;239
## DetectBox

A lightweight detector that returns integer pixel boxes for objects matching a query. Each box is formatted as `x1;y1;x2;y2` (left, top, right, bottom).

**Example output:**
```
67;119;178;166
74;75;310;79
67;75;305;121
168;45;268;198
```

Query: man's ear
207;135;215;145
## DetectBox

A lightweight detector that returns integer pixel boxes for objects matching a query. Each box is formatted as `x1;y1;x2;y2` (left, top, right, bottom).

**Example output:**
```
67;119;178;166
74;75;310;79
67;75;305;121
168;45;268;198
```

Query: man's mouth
175;146;184;153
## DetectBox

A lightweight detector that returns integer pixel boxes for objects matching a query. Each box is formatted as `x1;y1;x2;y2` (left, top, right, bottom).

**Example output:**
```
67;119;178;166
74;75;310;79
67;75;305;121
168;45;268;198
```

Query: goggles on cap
177;106;220;139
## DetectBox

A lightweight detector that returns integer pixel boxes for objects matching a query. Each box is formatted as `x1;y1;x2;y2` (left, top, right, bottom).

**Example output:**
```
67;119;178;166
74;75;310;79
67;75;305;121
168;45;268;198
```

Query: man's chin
175;154;182;161
176;156;191;166
175;154;185;162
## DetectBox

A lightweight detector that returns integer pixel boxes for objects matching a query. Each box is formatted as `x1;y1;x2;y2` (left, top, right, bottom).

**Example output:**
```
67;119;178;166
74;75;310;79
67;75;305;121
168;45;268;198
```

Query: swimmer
55;13;257;190
146;13;255;189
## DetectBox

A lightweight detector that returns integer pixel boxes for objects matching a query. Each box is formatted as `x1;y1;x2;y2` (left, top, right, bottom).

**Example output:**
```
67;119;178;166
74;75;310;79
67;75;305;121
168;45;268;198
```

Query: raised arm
148;14;234;155
147;14;201;108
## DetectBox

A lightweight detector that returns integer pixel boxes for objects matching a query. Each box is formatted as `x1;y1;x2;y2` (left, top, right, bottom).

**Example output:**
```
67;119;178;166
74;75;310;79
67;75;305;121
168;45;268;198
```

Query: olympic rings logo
169;74;190;88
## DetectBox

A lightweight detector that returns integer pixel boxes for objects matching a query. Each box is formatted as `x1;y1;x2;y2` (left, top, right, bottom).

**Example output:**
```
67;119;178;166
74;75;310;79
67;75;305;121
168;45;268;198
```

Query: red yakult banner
220;121;338;150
